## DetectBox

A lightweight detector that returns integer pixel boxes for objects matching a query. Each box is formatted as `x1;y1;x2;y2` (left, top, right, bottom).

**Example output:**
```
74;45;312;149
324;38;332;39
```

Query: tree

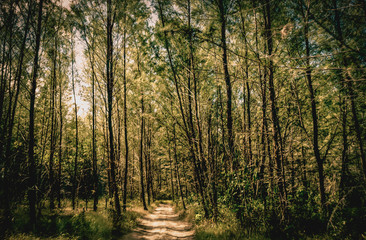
70;28;79;211
122;0;129;211
218;0;235;171
300;0;326;211
28;0;44;230
263;0;288;215
106;0;121;216
139;92;148;210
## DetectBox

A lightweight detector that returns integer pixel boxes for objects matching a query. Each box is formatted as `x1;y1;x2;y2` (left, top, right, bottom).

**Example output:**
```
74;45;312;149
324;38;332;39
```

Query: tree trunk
107;0;121;216
157;0;209;217
333;0;365;179
28;0;44;230
218;0;235;170
207;108;217;220
145;122;151;205
91;38;98;211
0;1;15;139
71;32;79;211
147;122;154;202
3;0;32;228
139;94;148;210
239;0;253;167
302;1;326;209
251;1;265;198
173;123;186;209
188;0;207;192
58;51;63;209
339;93;348;195
167;128;175;201
264;0;288;213
218;0;240;222
49;36;58;210
122;7;129;211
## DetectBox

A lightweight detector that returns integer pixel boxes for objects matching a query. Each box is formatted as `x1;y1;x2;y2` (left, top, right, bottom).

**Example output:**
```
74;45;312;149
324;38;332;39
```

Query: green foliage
287;188;325;237
327;185;366;239
109;208;141;236
7;233;77;240
187;202;268;240
10;206;140;240
155;186;172;200
67;212;108;239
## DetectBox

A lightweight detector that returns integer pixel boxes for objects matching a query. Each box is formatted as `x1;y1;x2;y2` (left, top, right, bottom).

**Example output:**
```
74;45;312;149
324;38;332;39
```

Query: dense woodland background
0;0;365;239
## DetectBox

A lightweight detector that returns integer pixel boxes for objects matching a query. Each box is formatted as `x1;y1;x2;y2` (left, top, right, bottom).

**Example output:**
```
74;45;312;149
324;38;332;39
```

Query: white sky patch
61;0;71;10
145;0;158;27
62;0;157;119
72;34;90;118
60;0;90;119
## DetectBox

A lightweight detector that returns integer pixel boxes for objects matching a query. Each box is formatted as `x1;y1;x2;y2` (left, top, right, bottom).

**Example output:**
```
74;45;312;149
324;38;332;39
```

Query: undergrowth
6;199;146;240
172;194;364;240
174;201;268;240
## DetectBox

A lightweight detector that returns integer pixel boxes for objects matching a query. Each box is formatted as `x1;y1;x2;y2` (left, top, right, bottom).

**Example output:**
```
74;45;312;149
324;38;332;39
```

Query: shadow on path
121;204;194;240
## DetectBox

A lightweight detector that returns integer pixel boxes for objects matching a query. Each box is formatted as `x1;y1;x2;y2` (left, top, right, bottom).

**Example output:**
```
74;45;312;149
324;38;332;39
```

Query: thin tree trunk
147;121;154;202
122;8;129;211
302;1;326;209
339;93;348;195
239;0;253;167
218;0;235;170
264;0;288;213
167;128;175;201
145;122;151;205
173;123;186;209
130;148;135;199
218;87;228;174
207;108;217;220
0;1;15;137
157;0;209;217
92;38;98;211
251;1;265;198
188;0;207;189
71;32;78;211
117;97;122;188
333;0;365;179
28;0;44;230
139;94;148;210
49;36;58;210
3;0;32;228
218;0;241;222
58;53;63;208
301;146;308;189
107;0;121;216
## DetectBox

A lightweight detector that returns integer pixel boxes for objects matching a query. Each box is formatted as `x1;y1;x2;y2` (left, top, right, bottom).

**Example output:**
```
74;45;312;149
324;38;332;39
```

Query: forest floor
121;203;195;240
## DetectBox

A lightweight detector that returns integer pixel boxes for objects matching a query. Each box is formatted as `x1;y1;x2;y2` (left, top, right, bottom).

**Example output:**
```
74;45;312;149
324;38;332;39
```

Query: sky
60;0;157;118
61;0;90;118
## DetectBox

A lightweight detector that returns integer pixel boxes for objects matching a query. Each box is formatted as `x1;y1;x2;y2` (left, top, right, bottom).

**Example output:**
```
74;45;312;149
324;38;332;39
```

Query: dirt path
121;204;194;240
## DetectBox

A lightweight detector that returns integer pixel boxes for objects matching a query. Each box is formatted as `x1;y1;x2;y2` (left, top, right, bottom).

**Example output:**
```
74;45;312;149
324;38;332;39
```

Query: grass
5;198;150;240
8;233;78;240
173;199;271;240
194;220;267;240
172;200;249;240
171;199;348;240
8;198;346;240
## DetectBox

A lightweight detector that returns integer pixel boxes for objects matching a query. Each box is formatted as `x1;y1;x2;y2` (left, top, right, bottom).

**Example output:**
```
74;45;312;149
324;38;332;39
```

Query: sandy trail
121;204;194;240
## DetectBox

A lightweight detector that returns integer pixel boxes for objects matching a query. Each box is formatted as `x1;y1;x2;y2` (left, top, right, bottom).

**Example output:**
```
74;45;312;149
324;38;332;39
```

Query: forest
0;0;365;239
